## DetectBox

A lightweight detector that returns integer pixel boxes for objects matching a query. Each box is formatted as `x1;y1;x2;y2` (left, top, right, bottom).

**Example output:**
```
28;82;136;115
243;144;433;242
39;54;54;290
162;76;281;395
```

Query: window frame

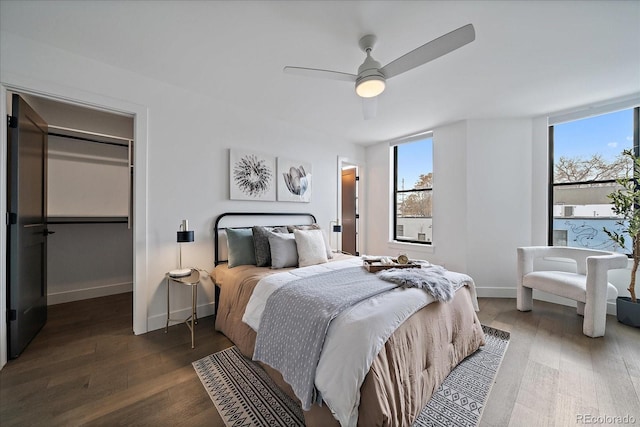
392;136;433;245
548;106;640;250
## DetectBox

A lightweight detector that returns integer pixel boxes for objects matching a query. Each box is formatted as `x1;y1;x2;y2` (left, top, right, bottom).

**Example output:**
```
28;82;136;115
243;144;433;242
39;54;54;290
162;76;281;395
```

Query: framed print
230;149;276;201
277;157;312;202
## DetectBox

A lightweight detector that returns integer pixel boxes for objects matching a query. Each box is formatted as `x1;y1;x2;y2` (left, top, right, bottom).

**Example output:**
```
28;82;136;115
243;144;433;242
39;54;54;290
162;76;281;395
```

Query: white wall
465;119;533;292
0;31;365;366
432;121;468;272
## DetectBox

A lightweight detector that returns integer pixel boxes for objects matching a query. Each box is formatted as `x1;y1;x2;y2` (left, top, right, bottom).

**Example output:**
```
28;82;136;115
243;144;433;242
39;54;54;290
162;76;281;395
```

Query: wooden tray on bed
363;258;422;273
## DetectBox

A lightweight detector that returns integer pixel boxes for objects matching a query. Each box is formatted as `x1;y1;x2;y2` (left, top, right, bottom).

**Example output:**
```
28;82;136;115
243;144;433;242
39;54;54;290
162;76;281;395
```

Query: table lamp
330;220;342;252
170;219;194;277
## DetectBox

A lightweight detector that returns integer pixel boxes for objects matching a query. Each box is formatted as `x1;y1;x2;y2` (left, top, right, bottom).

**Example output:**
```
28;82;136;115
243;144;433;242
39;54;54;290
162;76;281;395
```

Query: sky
396;138;433;190
554;108;634;161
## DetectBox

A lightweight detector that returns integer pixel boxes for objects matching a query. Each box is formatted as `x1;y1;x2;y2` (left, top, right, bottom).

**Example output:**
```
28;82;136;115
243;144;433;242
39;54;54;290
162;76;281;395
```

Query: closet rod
49;132;129;148
48;124;133;144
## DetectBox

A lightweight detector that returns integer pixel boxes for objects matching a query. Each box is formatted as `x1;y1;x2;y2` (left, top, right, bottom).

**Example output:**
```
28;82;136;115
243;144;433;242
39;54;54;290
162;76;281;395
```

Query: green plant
603;149;638;303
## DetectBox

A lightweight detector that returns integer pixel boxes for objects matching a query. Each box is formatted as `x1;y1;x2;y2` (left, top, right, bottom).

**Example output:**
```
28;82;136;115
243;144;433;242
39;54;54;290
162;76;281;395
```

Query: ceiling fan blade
283;66;357;82
362;97;377;120
380;24;475;79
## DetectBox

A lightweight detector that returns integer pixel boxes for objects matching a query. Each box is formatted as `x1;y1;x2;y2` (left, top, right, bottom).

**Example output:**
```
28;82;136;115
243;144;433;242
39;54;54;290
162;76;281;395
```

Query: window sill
387;241;435;254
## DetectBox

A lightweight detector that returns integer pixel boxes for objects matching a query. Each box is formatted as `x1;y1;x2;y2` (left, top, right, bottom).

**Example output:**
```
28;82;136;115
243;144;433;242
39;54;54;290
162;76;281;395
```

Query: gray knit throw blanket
376;265;455;302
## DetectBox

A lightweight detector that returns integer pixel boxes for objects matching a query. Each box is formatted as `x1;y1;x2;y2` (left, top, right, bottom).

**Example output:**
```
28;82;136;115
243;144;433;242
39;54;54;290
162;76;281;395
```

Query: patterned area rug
193;325;509;427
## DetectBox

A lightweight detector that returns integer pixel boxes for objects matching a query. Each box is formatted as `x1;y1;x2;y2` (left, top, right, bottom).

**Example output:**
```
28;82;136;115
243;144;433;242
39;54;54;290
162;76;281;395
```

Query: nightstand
165;268;200;348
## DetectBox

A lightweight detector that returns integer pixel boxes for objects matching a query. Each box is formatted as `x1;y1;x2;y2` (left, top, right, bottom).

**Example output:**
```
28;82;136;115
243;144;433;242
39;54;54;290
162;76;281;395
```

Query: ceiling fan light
356;76;385;98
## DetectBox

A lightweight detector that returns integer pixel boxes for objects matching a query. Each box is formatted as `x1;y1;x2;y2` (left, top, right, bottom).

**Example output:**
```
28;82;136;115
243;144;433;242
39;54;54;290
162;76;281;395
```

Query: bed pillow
226;228;256;268
294;229;328;267
253;225;288;267
287;224;333;259
268;231;298;269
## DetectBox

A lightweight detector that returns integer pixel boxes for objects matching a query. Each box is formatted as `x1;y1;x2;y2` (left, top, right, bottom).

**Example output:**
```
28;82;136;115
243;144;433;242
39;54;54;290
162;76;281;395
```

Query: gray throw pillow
268;231;298;268
252;226;288;267
226;228;256;268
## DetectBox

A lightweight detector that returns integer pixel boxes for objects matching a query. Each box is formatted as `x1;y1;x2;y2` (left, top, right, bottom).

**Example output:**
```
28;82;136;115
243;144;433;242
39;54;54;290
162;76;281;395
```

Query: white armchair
517;246;627;337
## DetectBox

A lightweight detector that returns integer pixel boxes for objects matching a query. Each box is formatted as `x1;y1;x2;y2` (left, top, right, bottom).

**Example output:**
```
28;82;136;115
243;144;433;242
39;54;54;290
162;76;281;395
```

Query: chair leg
583;300;606;338
576;301;585;316
517;284;533;311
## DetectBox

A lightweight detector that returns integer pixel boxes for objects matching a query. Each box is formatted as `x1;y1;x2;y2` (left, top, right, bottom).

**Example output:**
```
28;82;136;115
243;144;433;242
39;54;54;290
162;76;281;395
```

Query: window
394;136;433;244
550;107;639;254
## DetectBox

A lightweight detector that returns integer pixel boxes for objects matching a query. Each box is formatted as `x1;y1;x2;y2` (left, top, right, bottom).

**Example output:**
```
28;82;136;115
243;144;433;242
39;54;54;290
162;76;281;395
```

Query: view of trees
398;173;432;217
554;152;632;183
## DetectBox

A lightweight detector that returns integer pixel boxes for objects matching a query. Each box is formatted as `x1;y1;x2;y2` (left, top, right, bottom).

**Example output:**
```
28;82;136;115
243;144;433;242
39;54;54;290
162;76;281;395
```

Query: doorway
5;92;134;358
338;157;360;256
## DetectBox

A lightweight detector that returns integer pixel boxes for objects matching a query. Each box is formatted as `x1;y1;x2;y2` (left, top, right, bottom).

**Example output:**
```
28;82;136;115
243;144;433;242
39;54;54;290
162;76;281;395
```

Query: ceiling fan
284;24;475;119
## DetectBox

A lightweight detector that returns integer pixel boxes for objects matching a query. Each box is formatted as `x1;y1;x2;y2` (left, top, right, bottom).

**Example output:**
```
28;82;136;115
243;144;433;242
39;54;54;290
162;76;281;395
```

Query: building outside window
394;135;433;244
550;107;639;254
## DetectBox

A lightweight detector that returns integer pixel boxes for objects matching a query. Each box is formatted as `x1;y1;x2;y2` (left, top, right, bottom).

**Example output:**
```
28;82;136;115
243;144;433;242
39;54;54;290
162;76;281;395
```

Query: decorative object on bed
193;325;509;427
516;246;627;337
268;231;299;268
293;229;328;267
252;225;288;267
169;219;194;278
287;224;332;259
377;265;456;302
225;227;257;268
363;257;422;272
277;157;312;202
230;149;276;201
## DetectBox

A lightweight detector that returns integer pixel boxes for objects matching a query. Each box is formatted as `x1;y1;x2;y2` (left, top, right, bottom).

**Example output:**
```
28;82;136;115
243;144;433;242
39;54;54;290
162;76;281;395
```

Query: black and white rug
193;325;509;427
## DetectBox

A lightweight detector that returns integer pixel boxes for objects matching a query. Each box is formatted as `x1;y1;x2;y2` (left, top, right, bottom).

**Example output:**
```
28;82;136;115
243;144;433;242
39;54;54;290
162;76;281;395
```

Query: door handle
43;229;55;236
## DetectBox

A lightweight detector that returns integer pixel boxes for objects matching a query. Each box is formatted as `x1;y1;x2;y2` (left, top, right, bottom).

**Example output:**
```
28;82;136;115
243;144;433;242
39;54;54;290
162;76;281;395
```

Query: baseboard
475;286;617;316
147;302;216;332
48;281;133;305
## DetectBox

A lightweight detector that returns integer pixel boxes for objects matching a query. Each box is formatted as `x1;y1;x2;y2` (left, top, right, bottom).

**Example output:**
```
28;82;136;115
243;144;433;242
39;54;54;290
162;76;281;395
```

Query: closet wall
21;94;134;305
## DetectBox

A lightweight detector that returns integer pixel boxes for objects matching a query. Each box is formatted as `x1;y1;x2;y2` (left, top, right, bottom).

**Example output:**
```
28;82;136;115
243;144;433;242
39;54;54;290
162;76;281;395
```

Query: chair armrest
585;252;627;296
518;246;627;275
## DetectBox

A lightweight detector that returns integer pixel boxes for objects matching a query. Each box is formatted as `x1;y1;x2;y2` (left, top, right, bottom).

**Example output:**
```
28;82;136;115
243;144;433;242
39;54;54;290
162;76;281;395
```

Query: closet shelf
47;216;129;224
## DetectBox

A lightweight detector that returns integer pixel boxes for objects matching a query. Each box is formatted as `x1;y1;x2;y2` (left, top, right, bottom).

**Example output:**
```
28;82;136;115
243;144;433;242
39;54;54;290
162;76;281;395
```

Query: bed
212;212;485;427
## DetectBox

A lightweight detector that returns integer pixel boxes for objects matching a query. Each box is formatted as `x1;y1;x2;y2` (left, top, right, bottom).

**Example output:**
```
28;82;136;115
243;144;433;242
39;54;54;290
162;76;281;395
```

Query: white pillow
268;232;298;268
294;229;328;267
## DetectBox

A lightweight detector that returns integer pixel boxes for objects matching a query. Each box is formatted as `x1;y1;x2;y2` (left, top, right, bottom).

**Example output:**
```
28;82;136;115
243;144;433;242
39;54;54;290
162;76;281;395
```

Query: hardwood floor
478;298;640;427
1;293;638;426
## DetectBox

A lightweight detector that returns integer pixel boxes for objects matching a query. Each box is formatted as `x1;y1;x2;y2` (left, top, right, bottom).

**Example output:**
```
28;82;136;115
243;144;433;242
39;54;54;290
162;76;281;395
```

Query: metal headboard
213;212;317;266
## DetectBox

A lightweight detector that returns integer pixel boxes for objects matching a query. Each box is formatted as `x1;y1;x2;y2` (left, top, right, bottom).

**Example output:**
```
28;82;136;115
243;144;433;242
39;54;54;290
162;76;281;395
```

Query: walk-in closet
8;93;134;355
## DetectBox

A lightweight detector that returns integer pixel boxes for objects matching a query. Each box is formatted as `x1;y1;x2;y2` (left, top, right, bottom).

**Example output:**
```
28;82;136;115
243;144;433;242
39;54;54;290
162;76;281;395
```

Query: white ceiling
1;0;639;145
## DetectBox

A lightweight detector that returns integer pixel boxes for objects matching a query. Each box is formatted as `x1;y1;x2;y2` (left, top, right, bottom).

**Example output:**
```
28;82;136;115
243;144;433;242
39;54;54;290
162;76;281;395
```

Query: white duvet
242;258;478;427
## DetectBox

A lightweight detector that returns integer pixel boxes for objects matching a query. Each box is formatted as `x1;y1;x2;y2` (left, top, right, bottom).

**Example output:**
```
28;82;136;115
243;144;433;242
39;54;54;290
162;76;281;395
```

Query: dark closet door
7;94;49;358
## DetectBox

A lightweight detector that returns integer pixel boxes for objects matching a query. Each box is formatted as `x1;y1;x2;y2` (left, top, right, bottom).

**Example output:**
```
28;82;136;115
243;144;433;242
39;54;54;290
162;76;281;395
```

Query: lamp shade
332;224;343;233
177;230;194;243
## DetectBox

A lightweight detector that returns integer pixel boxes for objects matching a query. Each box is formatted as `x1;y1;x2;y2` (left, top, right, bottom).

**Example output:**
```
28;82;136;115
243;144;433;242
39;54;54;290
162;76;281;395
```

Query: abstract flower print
233;154;273;197
283;166;309;196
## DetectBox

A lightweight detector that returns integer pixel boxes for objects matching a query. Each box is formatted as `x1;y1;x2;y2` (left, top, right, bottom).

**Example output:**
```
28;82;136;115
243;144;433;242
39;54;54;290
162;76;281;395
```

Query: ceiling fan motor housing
356;54;386;97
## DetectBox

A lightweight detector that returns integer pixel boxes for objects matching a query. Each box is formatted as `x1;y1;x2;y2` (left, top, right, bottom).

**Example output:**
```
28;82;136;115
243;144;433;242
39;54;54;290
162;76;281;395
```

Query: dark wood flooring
1;293;638;426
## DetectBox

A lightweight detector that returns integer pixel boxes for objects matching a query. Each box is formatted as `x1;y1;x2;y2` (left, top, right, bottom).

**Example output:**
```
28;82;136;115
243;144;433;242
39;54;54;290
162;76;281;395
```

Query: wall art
230;149;276;201
277;157;312;202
